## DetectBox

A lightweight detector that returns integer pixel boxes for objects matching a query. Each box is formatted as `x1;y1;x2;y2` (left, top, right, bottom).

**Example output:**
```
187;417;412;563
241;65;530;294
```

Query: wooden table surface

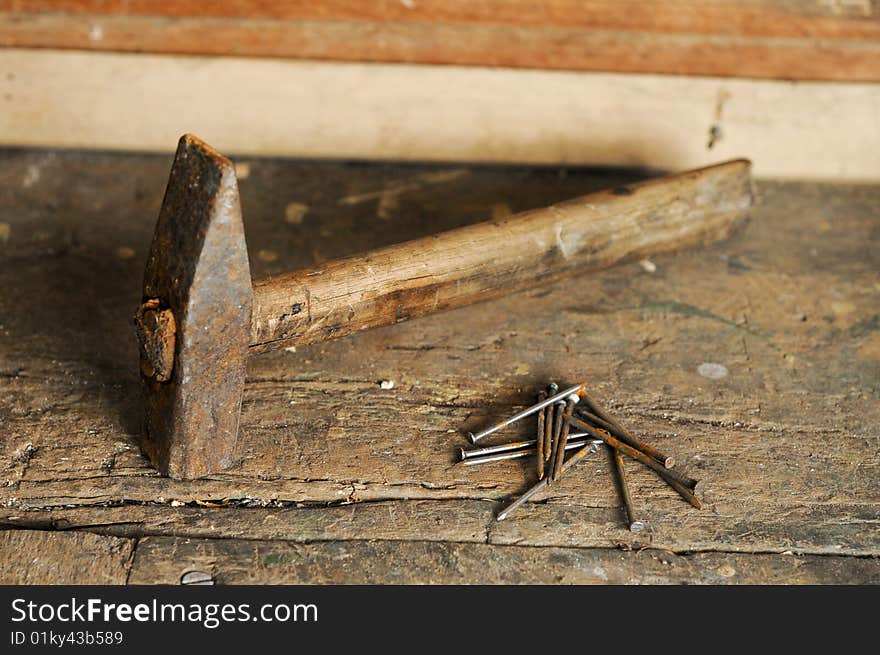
0;148;877;584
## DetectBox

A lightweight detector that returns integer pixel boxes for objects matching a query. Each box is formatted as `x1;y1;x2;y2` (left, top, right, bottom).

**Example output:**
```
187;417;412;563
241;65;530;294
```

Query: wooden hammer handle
250;160;752;353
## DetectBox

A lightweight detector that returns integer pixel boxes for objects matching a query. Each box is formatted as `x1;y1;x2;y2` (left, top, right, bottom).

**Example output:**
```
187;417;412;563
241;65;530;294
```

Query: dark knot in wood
134;298;176;382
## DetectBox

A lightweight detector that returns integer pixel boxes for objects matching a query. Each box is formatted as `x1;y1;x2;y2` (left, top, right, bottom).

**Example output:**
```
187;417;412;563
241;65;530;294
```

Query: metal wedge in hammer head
134;134;252;480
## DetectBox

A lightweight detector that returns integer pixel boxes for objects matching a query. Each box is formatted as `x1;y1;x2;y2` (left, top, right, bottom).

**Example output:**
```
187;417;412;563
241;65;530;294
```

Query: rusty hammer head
134;135;252;479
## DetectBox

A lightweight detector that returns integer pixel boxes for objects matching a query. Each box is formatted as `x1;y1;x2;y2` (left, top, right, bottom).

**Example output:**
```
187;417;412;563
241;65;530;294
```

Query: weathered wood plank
0;528;134;584
0;150;877;565
127;535;880;585
4;1;880;81
4;494;878;557
11;0;880;38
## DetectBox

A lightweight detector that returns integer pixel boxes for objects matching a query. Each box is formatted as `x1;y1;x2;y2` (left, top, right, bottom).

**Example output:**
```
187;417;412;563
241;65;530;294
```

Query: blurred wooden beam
2;1;879;81
2;48;878;180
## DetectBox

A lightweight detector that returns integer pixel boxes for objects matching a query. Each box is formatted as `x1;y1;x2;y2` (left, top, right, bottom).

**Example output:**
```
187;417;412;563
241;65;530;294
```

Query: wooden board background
3;1;879;81
0;147;877;583
2;49;880;180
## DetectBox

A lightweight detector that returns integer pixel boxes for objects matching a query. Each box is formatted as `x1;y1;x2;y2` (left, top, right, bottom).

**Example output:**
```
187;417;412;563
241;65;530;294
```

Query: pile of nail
458;382;701;528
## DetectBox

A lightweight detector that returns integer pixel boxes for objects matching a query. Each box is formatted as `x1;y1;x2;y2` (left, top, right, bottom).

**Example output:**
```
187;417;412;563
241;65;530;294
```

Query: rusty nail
546;399;564;483
570;415;696;489
496;441;600;521
611;447;644;532
468;381;582;443
579;407;675;470
548;393;577;481
497;477;550;522
551;396;577;481
461;432;594;458
460;439;538;460
536;389;547;479
568;416;701;508
459;435;600;466
543;382;558;463
576;405;675;469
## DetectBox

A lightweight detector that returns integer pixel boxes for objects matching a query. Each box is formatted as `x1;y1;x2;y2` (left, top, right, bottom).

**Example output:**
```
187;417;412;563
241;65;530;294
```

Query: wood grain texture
2;50;878;180
0;149;877;582
251;161;752;351
10;0;880;35
0;529;134;584
128;536;880;585
3;1;880;81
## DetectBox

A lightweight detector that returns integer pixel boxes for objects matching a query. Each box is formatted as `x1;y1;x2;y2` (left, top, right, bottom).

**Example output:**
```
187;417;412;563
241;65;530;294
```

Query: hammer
134;134;752;480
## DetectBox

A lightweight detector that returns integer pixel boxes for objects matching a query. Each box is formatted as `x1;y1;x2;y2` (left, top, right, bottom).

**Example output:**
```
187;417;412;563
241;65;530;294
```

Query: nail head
181;570;214;585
